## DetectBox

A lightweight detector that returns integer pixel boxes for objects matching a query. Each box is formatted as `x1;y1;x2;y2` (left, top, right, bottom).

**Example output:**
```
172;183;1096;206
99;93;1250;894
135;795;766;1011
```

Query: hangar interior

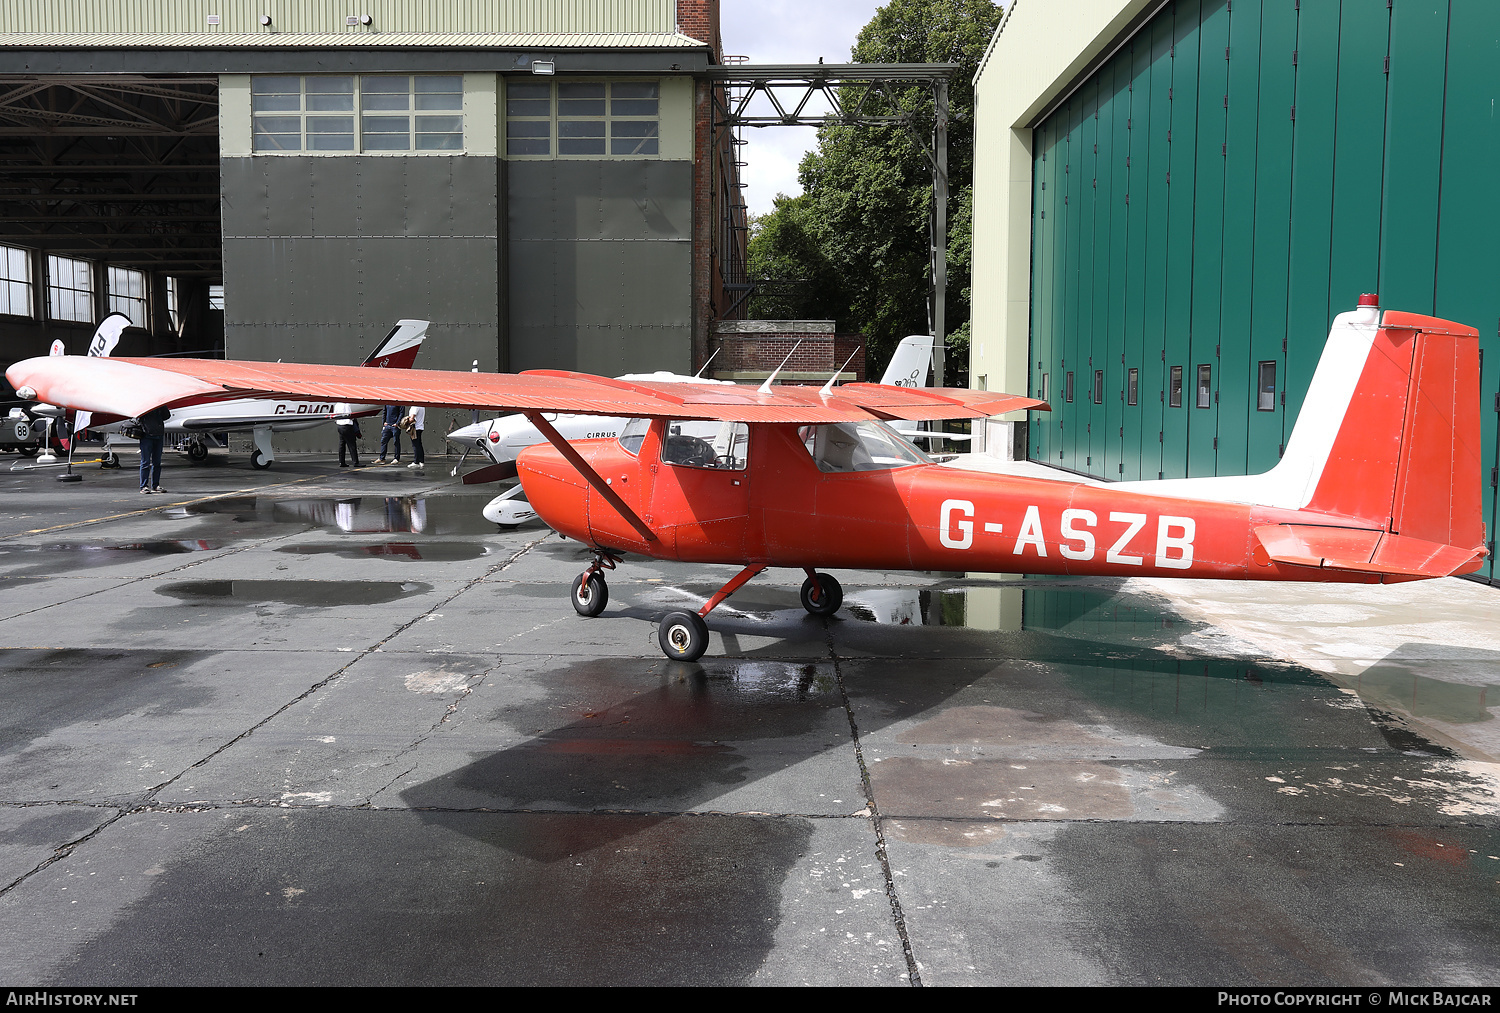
0;74;224;360
973;0;1500;585
0;0;736;450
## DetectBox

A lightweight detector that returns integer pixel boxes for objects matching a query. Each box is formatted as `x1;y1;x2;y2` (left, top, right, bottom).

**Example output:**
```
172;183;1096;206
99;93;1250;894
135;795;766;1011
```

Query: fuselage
517;420;1409;584
88;398;379;436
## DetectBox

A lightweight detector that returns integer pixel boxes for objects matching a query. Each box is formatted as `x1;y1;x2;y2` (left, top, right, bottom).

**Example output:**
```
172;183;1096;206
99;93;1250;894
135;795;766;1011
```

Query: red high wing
40;356;1049;423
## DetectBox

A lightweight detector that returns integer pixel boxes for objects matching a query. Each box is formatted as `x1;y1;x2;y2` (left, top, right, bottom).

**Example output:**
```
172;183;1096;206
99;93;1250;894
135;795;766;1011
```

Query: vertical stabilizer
880;335;935;387
360;319;428;369
1300;308;1482;554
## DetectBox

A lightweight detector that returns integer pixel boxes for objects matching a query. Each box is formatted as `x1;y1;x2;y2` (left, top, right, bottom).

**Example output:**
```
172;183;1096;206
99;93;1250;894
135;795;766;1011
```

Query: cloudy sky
718;0;888;216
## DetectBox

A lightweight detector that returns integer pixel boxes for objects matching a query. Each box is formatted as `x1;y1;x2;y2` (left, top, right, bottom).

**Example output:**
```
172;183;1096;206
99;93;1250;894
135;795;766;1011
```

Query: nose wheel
570;550;621;618
571;571;608;617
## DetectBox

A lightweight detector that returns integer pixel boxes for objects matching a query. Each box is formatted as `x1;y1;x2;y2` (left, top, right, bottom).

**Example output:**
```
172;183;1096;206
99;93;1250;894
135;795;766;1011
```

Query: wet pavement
0;453;1496;985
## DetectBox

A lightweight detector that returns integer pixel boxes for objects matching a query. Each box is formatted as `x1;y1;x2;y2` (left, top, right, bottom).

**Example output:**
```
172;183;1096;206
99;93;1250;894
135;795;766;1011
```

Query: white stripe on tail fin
1117;296;1485;570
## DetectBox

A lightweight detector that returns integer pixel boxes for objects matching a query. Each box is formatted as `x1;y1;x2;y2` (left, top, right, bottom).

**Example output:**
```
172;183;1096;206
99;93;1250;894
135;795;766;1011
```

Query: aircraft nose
446;420;490;443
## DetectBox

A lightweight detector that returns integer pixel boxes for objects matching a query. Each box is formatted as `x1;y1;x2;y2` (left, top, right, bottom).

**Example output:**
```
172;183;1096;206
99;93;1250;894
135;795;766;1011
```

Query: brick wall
711;320;867;384
676;0;721;57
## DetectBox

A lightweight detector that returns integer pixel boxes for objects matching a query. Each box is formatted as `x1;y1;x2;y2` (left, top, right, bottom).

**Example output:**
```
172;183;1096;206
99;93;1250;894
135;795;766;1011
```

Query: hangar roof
0;31;708;50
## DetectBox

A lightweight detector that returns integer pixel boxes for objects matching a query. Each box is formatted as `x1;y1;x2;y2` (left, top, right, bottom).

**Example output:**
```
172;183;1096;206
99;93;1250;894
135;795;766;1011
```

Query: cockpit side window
797;421;930;473
618;417;649;455
660;419;749;470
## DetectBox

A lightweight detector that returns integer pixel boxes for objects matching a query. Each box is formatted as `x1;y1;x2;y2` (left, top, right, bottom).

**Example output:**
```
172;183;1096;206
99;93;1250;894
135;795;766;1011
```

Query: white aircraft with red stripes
81;319;428;469
6;295;1485;662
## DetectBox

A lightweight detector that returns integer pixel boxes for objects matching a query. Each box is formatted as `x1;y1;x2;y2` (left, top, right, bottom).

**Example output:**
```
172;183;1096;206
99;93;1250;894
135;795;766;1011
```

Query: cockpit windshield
799;421;931;473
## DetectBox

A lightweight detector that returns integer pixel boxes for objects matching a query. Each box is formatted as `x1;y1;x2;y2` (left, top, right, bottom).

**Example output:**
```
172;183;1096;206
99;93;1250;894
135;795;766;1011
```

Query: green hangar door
1027;0;1500;585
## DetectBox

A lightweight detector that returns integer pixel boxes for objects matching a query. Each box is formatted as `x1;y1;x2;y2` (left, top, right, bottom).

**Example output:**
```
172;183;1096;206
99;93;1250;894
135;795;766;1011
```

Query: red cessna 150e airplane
6;296;1486;662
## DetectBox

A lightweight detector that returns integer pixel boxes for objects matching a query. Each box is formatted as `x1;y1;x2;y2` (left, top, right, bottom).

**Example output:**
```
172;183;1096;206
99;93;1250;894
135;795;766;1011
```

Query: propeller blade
461;461;518;485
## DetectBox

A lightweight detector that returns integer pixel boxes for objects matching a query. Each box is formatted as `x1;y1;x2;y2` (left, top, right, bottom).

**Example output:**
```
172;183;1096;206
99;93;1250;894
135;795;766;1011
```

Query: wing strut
523;411;657;543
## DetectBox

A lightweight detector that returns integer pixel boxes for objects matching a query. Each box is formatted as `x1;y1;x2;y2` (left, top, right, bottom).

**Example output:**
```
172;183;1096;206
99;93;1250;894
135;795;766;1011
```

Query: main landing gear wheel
99;450;119;469
571;572;608;617
250;449;271;470
187;440;209;463
800;573;843;616
658;610;709;663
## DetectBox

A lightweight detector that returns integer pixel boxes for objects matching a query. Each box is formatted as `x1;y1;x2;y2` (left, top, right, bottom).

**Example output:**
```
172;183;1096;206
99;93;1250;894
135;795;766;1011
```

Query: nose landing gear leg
571;549;622;618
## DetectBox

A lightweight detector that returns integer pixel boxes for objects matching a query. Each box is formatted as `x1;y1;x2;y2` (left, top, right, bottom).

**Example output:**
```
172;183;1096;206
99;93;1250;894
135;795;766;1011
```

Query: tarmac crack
143;531;552;797
827;624;924;988
0;532;553;887
0;534;286;626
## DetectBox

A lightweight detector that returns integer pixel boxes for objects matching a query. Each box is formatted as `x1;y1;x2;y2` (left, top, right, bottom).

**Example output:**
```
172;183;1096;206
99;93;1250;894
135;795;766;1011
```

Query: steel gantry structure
704;62;959;384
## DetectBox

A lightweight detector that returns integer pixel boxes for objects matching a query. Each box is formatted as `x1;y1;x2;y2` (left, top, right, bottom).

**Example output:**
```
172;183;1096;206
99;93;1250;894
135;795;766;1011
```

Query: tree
746;0;1002;385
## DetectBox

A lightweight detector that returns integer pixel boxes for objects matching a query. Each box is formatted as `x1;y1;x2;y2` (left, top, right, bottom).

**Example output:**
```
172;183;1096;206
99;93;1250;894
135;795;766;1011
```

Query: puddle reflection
156;579;432;606
276;542;491;562
163;495;499;535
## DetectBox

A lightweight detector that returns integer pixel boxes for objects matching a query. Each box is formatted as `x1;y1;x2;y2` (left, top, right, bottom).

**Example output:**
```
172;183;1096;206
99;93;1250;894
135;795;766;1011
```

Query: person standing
377;403;404;464
137;406;170;493
405;406;426;472
334;403;361;467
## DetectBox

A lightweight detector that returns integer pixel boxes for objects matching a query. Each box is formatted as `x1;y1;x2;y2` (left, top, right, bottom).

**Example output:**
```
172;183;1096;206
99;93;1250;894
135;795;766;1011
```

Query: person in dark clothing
334;402;361;467
378;404;405;464
137;406;170;493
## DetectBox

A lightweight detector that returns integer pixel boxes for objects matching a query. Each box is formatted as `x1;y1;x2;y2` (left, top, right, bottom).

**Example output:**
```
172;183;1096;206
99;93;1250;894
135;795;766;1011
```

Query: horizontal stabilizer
1254;524;1484;579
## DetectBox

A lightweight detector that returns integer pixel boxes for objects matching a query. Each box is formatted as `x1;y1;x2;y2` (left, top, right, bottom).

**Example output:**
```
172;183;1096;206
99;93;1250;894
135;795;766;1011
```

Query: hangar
0;0;740;446
969;0;1500;585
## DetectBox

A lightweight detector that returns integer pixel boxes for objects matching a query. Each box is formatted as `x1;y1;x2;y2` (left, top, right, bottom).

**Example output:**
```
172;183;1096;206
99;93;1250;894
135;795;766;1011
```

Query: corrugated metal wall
0;1;676;36
1028;0;1500;584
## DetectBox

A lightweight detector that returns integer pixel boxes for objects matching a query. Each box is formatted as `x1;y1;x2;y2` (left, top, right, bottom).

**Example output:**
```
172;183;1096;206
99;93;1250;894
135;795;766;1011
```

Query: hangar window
1257;360;1278;411
0;244;32;318
46;255;94;324
1126;368;1139;406
1065;371;1074;403
506;80;660;158
1092;370;1104;404
107;267;147;326
1196;364;1213;408
252;76;463;153
1169;365;1183;407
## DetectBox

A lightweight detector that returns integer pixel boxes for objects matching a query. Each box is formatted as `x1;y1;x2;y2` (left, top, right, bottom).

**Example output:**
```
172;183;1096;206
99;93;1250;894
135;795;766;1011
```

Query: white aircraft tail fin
360;319;429;369
48;340;65;356
880;335;934;387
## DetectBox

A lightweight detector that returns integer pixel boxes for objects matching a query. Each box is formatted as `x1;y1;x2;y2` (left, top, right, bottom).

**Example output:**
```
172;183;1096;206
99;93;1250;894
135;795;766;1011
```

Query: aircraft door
648;419;751;561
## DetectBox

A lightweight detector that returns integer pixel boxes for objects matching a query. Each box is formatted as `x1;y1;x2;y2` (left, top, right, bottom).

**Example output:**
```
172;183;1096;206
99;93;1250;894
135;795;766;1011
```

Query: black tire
16;447;36;459
250;449;271;470
187;441;209;463
571;572;608;617
658;610;709;662
800;573;843;616
100;451;118;469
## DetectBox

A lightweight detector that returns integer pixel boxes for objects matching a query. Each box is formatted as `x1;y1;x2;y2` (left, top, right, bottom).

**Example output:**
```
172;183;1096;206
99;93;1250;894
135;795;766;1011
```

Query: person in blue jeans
377;404;405;464
137;406;170;493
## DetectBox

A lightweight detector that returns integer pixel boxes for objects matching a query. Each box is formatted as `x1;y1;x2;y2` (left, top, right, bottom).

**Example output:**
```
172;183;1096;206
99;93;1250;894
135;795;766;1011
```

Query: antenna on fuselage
757;339;803;395
819;348;862;397
694;347;720;378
